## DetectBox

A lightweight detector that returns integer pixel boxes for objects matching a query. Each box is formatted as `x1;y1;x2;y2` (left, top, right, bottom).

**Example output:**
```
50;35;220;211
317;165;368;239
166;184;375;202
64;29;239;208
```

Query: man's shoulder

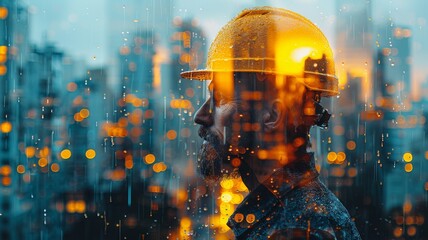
282;178;350;219
273;178;361;239
268;227;336;240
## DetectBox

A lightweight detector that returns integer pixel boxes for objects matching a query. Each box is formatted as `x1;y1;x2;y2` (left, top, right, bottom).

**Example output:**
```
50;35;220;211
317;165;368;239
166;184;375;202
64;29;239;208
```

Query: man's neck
237;158;260;191
238;149;312;191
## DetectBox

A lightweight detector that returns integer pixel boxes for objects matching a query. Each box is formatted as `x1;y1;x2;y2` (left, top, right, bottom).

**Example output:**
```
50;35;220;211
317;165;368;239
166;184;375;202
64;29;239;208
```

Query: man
181;7;361;239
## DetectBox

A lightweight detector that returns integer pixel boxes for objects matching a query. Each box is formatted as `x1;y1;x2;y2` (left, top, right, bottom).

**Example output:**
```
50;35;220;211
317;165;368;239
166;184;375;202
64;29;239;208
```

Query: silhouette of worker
181;7;361;240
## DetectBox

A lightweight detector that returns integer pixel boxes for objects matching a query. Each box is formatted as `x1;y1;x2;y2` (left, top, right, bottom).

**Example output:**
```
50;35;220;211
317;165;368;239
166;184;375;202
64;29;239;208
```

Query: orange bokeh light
60;149;72;160
0;7;8;19
85;149;96;159
16;165;25;174
404;163;413;172
38;158;48;167
79;108;90;118
144;154;156;164
0;65;7;75
2;176;11;186
0;121;12;133
166;130;177;140
25;147;36;158
51;163;60;172
67;82;77;92
346;140;356;150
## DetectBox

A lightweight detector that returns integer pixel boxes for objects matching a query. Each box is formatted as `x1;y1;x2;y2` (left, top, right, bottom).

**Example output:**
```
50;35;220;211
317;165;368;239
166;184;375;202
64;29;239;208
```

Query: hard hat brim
180;69;277;80
180;70;213;80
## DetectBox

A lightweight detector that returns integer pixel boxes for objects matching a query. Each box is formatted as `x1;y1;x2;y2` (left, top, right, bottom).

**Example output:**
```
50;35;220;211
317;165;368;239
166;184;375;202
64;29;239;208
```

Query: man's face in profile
193;72;309;181
193;73;248;181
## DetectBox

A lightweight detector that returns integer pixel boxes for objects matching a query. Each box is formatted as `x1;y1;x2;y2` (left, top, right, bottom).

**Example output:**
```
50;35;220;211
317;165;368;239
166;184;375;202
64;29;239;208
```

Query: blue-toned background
0;0;427;239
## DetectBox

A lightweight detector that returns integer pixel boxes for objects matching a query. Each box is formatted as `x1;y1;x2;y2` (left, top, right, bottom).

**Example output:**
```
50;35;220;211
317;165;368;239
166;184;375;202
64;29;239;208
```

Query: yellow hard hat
180;6;338;97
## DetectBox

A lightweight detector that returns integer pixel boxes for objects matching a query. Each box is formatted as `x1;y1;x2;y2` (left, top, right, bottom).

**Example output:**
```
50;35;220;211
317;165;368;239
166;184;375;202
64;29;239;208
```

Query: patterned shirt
227;156;361;239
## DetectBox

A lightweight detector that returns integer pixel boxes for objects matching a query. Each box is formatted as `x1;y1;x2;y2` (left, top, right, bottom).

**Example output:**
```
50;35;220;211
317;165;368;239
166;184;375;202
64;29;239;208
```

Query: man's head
181;7;338;181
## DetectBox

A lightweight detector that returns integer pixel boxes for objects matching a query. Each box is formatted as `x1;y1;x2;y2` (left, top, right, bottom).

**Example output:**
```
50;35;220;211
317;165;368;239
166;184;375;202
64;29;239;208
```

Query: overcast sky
24;0;427;83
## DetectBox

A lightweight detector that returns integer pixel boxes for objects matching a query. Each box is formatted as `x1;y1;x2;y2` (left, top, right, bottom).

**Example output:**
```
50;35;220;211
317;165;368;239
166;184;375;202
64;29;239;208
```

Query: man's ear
262;100;283;132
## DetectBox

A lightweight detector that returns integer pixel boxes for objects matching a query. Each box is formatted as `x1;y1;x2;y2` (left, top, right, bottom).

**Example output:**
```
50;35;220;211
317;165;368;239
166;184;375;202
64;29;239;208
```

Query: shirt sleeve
268;227;336;240
332;219;362;240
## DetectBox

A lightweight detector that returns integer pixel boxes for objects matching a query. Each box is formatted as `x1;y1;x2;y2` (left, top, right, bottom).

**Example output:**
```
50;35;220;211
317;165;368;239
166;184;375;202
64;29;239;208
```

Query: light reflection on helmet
180;6;338;97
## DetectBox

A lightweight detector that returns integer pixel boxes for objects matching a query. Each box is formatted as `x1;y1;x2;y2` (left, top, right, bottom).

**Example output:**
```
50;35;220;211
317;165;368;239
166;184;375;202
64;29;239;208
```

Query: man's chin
198;141;222;180
198;141;239;183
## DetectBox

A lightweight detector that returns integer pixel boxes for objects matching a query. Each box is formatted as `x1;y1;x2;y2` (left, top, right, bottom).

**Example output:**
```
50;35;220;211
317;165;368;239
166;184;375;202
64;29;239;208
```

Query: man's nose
194;98;213;127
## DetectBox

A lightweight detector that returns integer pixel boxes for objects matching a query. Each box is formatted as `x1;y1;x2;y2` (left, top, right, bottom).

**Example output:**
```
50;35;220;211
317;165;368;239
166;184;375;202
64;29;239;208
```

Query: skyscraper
118;30;157;154
374;24;425;214
105;0;173;89
331;1;388;237
335;0;373;101
375;24;413;168
0;1;27;239
167;18;207;175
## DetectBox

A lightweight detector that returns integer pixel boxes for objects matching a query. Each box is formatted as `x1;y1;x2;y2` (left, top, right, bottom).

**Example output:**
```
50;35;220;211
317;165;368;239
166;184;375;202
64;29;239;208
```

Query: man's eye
213;91;231;106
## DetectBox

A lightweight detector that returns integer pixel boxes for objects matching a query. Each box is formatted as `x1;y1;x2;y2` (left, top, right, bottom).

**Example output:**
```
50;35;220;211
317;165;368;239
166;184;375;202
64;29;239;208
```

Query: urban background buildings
0;0;427;239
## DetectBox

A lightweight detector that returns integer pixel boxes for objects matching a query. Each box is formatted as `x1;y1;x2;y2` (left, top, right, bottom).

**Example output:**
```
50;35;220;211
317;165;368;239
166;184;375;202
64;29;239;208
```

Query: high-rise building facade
375;24;425;211
0;1;28;239
105;0;173;90
330;1;387;238
167;18;207;170
118;30;157;155
335;0;373;101
375;23;428;239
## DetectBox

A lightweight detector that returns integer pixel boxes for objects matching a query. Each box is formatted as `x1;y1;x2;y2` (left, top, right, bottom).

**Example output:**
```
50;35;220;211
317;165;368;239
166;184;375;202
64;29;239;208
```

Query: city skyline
25;0;428;97
1;1;427;239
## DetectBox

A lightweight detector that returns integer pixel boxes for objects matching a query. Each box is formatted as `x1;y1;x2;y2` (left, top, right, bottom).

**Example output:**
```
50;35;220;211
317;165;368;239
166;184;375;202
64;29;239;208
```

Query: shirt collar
227;153;319;237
